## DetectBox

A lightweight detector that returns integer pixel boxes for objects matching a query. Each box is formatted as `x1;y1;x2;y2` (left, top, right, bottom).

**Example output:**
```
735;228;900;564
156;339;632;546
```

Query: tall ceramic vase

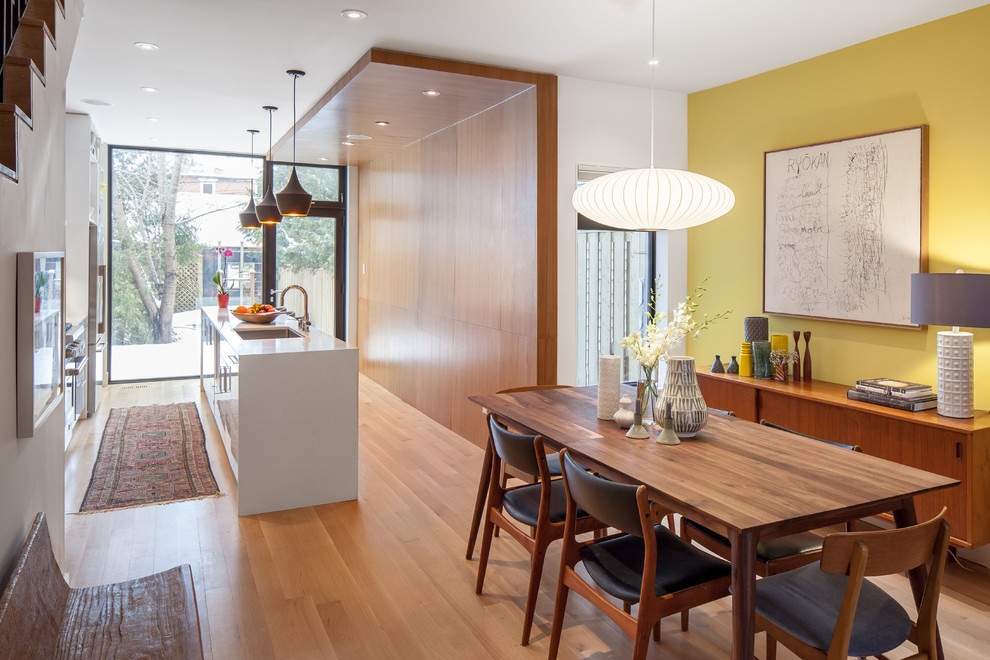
655;357;708;438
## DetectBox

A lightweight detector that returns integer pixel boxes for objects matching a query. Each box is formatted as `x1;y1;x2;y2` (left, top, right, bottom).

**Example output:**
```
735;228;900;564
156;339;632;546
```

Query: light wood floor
63;377;990;659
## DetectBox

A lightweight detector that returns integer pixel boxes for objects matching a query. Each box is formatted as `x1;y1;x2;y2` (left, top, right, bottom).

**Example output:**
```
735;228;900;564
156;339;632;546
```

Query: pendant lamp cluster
242;69;313;228
571;0;734;231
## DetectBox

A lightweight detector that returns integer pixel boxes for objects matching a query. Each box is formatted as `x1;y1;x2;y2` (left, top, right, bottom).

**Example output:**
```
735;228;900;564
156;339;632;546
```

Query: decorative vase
744;316;769;343
803;331;812;381
711;355;725;373
739;342;753;377
655;356;708;438
752;340;772;379
597;355;622;420
613;394;635;429
217;294;230;309
637;370;658;424
792;330;802;381
774;363;788;382
726;356;739;374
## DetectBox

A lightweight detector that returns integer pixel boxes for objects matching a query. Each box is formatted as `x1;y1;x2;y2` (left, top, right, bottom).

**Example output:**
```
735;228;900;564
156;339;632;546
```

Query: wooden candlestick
793;330;802;381
803;331;812;381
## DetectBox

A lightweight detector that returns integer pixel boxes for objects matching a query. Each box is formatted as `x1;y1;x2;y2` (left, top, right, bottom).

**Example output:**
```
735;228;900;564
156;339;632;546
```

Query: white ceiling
66;0;987;160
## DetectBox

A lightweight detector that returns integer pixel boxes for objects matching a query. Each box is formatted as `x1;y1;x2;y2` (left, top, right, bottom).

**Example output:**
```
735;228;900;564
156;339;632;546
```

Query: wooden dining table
469;384;960;660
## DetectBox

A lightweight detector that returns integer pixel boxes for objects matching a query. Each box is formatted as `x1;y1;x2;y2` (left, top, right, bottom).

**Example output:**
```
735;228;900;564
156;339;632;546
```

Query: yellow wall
686;5;990;407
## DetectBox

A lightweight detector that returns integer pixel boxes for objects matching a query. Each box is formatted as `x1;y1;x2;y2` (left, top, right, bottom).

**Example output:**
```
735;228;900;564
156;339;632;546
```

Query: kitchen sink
233;326;303;340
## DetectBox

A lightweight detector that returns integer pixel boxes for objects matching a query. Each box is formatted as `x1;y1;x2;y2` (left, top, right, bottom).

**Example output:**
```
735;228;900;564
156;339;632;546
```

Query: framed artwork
17;252;65;438
763;125;927;327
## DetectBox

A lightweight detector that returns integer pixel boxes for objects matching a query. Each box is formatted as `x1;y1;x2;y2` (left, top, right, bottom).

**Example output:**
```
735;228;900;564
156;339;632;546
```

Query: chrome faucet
270;285;310;331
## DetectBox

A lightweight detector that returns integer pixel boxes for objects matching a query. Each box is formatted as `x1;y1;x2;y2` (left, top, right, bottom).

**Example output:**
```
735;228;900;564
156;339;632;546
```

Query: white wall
556;76;689;385
0;1;83;573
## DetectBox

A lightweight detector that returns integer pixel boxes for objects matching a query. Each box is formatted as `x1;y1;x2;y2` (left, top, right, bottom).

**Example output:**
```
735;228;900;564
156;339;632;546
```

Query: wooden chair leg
475;513;497;595
547;576;570;660
495;465;510;538
521;545;549;645
652;619;662;643
632;621;652;660
681;609;689;631
623;601;632;614
766;632;777;660
466;442;493;559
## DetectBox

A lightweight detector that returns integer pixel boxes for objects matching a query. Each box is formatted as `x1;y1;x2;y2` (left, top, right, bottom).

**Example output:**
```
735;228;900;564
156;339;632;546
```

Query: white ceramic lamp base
597;355;621;420
936;330;974;419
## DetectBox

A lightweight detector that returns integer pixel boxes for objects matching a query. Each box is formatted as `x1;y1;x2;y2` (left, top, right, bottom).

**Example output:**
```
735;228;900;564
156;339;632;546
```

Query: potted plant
213;247;233;308
34;271;47;313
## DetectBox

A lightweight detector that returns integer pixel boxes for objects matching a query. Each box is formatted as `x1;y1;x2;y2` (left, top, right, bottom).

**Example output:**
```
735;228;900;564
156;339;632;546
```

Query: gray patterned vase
655;357;708;438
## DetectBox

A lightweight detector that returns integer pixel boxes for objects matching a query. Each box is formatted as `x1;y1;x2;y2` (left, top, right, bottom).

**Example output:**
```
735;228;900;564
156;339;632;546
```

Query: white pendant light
572;0;734;231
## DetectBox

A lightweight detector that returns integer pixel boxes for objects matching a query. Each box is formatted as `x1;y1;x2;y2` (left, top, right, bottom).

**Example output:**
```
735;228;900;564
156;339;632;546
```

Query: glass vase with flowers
620;278;729;433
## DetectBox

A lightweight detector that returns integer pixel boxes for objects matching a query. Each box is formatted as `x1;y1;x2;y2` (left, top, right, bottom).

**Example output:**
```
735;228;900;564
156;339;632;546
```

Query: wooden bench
0;512;203;658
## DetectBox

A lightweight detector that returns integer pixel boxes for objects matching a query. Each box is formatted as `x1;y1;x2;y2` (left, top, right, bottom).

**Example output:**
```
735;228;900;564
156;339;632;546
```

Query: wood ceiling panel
271;51;534;167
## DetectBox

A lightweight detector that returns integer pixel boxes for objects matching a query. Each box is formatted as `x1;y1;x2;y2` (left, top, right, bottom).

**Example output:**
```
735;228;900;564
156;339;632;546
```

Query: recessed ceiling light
140;86;159;93
341;141;356;146
146;117;160;122
345;134;371;140
646;59;660;66
422;89;440;97
340;9;367;20
374;120;390;126
148;137;161;142
134;41;159;51
81;98;113;106
317;157;329;161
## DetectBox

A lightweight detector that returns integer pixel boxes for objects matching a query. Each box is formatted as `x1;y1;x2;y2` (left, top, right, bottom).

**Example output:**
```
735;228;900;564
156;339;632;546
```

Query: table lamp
911;271;990;418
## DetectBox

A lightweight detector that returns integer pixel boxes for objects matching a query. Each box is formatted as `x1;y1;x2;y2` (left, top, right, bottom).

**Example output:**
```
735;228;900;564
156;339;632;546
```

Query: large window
270;164;345;339
109;148;263;381
575;166;655;386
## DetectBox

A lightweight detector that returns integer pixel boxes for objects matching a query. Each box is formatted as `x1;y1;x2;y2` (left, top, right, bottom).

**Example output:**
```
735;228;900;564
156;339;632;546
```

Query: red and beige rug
80;402;221;513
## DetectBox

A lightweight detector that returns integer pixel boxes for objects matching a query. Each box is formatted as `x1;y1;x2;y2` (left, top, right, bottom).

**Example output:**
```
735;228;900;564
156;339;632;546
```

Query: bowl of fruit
229;304;284;324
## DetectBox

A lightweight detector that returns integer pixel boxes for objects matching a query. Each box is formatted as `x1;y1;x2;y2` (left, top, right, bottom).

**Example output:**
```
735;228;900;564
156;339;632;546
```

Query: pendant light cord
292;73;298;163
650;0;656;169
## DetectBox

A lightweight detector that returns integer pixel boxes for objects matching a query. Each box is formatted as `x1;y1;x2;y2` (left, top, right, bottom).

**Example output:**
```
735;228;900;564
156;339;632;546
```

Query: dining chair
474;414;604;645
466;385;572;560
548;450;732;660
756;507;949;660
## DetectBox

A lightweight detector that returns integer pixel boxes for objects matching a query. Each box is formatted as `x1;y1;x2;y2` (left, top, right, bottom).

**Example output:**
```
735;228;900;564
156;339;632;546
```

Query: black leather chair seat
683;518;823;561
580;524;730;603
754;562;911;657
503;479;586;527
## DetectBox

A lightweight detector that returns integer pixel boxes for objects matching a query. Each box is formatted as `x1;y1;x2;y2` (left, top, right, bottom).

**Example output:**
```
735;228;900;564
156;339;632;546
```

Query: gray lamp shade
911;273;990;328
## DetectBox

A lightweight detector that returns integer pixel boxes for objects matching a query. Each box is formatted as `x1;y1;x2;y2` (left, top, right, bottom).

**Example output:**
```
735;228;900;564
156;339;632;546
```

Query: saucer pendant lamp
275;69;312;217
239;129;262;229
256;105;283;225
571;0;734;231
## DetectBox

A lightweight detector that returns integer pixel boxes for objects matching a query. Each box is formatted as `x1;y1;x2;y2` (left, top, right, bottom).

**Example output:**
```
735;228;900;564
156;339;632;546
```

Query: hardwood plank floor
63;376;990;659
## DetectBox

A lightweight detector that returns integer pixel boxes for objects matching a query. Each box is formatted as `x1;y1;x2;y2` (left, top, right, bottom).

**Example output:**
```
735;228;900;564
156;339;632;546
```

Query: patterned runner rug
80;402;220;513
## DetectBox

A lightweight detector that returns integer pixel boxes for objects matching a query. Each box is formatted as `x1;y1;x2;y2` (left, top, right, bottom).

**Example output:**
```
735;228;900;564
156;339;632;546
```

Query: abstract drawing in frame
763;125;927;327
17;252;65;438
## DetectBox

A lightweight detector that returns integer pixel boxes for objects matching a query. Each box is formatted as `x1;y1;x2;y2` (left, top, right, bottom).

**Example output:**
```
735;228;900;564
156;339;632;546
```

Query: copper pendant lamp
239;129;262;229
275;69;312;217
256;105;283;225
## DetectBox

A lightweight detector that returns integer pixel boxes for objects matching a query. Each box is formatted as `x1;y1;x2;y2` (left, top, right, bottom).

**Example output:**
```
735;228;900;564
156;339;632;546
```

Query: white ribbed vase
655;357;708;438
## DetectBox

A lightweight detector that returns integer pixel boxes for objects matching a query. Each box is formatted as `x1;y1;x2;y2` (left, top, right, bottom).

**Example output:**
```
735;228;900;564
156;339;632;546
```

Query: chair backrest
760;419;861;452
560;450;645;537
820;508;949;577
488;414;543;478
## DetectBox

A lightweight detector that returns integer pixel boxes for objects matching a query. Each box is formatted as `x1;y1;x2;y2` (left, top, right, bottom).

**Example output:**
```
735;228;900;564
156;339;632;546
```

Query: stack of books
846;378;937;412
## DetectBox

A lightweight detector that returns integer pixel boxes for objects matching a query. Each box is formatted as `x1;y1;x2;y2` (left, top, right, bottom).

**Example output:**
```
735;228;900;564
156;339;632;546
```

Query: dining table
469;384;960;660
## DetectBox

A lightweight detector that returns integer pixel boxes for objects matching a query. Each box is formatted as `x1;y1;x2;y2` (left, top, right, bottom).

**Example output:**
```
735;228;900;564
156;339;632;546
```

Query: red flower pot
217;294;229;309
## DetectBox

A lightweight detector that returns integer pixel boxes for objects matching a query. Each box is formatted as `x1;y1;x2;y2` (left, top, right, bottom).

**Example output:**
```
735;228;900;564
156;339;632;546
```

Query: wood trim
535;75;557;385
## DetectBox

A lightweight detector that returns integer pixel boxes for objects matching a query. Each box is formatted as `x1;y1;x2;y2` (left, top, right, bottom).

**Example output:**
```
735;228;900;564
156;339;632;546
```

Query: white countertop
202;306;353;356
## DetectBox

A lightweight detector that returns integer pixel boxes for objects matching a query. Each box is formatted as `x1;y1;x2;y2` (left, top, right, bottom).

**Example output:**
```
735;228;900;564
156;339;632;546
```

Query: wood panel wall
358;86;554;446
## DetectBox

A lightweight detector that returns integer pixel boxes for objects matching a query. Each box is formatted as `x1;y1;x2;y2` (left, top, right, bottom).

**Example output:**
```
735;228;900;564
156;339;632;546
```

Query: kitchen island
201;307;358;515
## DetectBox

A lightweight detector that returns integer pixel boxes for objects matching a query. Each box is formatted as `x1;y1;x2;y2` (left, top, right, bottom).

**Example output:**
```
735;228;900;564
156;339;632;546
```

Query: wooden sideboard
696;371;990;548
